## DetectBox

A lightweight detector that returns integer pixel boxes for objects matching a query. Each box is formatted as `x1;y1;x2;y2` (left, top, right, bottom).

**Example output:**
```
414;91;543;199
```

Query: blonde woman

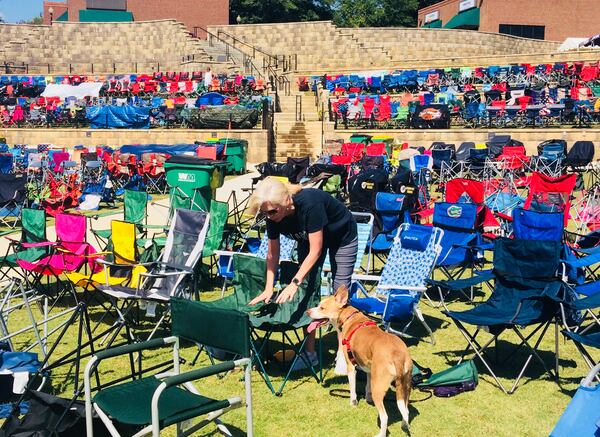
248;177;358;372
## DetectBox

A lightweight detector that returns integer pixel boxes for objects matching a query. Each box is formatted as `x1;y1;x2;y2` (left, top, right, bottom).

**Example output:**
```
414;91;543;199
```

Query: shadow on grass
328;387;421;431
436;337;579;392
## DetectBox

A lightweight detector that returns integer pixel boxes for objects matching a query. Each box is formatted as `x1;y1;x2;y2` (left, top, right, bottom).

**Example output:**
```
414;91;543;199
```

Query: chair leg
451;319;509;394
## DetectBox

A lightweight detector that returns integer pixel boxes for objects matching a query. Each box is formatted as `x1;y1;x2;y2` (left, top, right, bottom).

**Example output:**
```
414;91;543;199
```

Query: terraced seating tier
0;20;236;74
208;21;576;73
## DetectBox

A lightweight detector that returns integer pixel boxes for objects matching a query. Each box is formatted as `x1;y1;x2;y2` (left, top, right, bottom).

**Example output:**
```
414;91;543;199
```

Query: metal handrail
213;28;278;65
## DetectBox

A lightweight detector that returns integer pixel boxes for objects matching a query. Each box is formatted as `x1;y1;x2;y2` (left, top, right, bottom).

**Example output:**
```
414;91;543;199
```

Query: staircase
274;93;323;161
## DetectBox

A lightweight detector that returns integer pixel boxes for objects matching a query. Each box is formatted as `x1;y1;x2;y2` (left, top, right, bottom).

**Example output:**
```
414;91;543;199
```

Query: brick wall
43;2;69;24
419;0;600;41
46;0;229;32
480;0;600;41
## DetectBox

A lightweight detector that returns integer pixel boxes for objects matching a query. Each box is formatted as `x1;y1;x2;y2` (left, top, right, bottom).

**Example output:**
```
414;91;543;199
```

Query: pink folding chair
17;213;100;277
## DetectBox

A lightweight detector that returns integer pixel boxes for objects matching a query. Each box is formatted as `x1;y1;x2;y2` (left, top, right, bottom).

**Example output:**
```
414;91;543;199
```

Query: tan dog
307;285;412;437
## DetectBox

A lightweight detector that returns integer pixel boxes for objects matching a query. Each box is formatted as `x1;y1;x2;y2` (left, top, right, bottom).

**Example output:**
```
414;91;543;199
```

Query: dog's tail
394;356;412;428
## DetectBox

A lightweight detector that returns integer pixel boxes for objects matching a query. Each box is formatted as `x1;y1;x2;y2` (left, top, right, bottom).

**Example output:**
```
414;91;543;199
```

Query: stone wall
1;128;269;163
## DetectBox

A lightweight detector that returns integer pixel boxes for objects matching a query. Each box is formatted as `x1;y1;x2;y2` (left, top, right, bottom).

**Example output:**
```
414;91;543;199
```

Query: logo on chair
447;205;463;218
178;172;196;183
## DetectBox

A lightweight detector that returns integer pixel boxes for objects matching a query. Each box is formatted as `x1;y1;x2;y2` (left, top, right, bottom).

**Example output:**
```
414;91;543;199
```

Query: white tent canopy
559;37;591;52
41;83;103;99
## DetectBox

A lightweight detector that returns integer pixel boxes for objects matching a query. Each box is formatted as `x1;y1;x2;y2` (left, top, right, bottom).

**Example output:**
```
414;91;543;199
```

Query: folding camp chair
443;238;569;394
0;208;47;283
91;189;150;247
432;201;488;282
98;209;210;341
84;298;253;437
205;254;322;396
215;232;297;297
369;192;407;265
523;172;576;226
16;213;98;283
350;224;443;344
0;173;27;229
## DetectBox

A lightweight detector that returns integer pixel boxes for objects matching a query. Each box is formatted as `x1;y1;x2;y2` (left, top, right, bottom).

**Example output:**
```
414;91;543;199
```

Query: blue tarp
86;106;150;129
118;143;200;157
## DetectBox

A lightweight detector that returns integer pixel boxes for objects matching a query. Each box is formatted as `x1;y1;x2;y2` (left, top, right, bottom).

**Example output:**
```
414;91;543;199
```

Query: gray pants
298;237;358;292
329;237;358;291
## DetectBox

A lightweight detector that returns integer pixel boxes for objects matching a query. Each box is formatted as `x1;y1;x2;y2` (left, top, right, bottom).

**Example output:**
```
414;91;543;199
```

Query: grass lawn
2;277;593;437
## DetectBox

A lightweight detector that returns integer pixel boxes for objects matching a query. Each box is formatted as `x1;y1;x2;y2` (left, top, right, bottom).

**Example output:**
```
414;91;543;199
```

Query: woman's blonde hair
247;177;302;216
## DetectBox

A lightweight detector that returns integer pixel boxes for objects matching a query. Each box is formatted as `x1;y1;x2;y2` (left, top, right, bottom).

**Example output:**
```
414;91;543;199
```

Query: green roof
79;9;133;22
444;7;480;29
422;19;442;28
55;11;68;22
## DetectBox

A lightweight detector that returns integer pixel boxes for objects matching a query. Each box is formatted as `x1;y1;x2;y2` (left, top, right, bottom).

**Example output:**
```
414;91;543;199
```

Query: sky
0;0;46;23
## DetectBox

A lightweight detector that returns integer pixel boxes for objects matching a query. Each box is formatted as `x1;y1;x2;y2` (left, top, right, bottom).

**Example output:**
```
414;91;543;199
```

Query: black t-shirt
266;188;357;248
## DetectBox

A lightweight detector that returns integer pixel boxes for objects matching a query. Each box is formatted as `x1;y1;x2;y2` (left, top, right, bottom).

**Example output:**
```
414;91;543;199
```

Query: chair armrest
95;336;176;361
352;274;381;283
163;359;250;389
138;270;190;280
96;259;155;267
20;241;55;248
214;250;236;258
378;285;427;292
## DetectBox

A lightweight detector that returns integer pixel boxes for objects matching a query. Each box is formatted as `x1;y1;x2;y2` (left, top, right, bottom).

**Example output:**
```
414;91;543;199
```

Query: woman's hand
275;284;298;304
249;289;274;306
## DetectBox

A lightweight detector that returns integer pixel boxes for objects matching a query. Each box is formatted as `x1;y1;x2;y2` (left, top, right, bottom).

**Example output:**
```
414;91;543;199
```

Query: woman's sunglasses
260;208;279;217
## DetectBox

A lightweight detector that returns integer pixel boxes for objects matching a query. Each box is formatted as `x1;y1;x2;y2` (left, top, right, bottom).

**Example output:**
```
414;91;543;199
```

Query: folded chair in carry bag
84;298;253;437
443;238;570;394
351;224;443;344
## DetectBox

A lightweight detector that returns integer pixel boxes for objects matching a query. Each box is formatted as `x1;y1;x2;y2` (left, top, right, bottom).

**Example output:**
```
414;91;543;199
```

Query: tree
332;0;419;27
229;0;334;24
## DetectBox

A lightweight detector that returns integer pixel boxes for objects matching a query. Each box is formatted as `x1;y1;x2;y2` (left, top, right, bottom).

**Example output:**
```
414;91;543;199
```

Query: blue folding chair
433;201;486;280
351;224;443;343
550;363;600;437
369;192;407;255
512;207;564;241
443;238;569;394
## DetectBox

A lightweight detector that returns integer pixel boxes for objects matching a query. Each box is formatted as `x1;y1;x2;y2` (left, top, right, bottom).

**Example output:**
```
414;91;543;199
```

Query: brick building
418;0;600;41
43;0;229;34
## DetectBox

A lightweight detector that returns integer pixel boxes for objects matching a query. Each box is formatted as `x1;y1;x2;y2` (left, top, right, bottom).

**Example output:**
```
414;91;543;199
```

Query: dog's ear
334;285;349;306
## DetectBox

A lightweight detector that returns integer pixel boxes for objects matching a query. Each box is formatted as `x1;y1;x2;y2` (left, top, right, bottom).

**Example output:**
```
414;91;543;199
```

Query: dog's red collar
342;320;377;366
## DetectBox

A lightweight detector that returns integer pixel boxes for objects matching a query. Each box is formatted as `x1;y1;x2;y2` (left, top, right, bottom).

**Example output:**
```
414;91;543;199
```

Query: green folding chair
206;253;322;396
92;189;151;248
84;297;253;437
0;208;48;282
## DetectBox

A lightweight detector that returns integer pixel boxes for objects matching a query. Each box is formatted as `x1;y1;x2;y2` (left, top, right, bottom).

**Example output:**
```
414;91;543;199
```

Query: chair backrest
202;200;228;258
376;192;405;233
512;208;563;241
257;234;296;261
445;178;484;204
493;238;561;281
55;213;86;243
171;297;250;357
111;220;137;263
0;173;26;204
21;208;46;243
524;172;576;223
123;189;147;224
433;202;478;232
163;209;209;270
377;224;442;292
